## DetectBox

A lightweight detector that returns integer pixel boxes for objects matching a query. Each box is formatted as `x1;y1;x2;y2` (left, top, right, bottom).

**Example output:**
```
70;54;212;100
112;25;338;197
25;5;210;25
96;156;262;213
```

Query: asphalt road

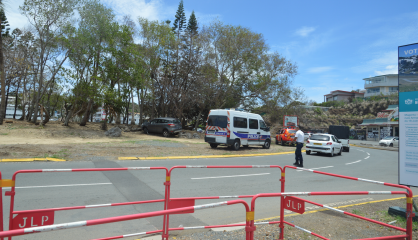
1;146;416;240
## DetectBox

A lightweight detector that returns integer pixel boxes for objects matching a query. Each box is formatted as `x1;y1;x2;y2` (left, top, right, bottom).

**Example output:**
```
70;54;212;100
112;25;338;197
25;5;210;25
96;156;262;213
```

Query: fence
0;165;415;240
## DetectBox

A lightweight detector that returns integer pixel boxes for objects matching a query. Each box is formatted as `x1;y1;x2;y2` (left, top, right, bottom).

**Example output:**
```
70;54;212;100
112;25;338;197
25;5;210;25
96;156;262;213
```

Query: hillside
266;99;398;133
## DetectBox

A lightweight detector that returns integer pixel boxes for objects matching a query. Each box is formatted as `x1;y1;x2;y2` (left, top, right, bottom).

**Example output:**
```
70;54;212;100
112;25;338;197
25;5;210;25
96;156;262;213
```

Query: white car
379;136;399;147
304;133;312;141
305;134;343;157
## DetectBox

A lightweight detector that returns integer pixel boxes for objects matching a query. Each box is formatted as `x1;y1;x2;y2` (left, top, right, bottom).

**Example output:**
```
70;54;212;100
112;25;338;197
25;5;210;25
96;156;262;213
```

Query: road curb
0;157;66;162
118;150;304;160
350;144;398;152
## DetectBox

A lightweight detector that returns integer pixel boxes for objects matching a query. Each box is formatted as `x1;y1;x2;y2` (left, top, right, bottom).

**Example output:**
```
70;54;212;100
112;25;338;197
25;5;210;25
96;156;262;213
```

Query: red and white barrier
0;200;250;239
0;165;414;240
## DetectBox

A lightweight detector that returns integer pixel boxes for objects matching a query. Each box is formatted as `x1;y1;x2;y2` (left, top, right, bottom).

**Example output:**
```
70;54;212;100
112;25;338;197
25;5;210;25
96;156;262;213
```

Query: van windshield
208;115;228;128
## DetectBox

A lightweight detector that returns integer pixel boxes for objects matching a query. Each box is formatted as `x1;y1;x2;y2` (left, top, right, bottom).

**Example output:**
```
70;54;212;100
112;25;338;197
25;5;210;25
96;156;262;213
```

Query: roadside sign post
398;43;418;188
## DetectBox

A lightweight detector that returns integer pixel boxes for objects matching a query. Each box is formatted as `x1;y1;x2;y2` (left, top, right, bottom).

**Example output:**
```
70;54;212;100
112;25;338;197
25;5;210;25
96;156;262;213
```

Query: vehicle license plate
314;143;322;145
207;130;215;134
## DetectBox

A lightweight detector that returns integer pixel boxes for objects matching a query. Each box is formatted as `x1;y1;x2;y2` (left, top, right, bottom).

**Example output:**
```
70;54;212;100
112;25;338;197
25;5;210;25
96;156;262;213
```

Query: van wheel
389;143;393;147
263;140;271;149
210;143;218;149
275;138;279;145
143;127;148;134
281;140;284;146
232;140;240;151
306;150;311;155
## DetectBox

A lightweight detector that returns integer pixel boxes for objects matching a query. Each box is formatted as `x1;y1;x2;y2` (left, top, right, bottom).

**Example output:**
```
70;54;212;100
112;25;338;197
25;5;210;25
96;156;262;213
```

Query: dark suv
141;117;182;137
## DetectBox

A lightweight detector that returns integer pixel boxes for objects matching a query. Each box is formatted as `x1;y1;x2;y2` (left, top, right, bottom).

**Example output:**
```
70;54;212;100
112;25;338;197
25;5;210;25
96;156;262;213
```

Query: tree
172;0;186;35
20;0;80;125
186;11;198;36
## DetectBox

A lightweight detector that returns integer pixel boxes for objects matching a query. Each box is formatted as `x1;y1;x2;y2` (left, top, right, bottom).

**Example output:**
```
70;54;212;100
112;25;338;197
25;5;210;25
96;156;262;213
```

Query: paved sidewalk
349;139;398;151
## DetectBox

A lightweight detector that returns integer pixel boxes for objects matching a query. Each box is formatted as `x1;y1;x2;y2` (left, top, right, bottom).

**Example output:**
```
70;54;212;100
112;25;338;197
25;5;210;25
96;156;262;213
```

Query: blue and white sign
398;43;418;187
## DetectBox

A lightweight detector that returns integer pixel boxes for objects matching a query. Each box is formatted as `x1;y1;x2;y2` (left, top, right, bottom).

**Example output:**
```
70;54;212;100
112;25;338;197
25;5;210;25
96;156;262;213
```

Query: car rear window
208;115;228;128
310;135;330;141
169;119;181;124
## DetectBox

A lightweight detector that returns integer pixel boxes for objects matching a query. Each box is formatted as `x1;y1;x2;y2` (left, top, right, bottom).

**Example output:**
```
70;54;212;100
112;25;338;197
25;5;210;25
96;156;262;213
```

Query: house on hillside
323;90;364;102
363;74;398;98
359;105;398;141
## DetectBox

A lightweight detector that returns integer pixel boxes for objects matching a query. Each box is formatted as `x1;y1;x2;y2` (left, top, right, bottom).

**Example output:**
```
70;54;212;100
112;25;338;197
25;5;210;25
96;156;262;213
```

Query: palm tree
0;0;6;125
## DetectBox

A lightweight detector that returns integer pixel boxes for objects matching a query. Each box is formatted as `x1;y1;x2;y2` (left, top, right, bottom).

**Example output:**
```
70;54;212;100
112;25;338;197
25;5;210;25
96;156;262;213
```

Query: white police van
204;109;271;150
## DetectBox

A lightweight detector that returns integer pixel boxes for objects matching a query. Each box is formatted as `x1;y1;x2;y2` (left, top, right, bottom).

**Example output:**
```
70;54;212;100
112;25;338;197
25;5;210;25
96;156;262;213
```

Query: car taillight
227;130;230;138
326;142;332;145
307;140;310;143
168;124;175;126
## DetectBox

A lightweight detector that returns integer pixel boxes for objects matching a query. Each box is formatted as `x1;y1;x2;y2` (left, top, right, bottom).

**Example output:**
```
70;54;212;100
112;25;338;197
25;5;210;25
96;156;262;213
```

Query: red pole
279;169;285;240
0;172;3;240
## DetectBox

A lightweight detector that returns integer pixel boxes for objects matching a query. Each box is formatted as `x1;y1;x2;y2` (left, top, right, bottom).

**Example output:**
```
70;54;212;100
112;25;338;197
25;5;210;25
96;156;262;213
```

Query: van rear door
207;115;228;144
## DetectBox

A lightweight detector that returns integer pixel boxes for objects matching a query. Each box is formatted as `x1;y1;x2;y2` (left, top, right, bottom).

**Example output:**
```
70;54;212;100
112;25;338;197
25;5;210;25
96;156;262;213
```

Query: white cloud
375;65;397;75
307;66;333;73
5;0;27;30
354;50;398;75
295;26;316;37
102;0;165;21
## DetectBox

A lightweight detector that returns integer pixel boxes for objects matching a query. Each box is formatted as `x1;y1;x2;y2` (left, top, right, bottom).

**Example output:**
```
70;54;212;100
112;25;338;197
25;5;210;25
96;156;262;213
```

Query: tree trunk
115;112;121;125
42;105;50;125
63;104;73;126
0;18;5;125
13;81;21;119
101;109;108;130
80;99;93;126
194;109;202;131
64;105;73;126
138;88;142;125
131;90;135;125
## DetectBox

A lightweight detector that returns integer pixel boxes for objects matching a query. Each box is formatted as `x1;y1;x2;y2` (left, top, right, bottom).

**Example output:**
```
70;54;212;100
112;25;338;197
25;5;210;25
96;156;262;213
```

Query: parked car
276;127;297;146
305;134;343;157
379;136;399;147
141;117;182;137
304;133;312;141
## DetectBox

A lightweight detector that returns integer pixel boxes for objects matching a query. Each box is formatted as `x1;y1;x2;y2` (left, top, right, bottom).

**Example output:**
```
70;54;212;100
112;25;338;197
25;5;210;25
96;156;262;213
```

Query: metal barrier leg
406;197;413;240
279;170;285;240
0;172;3;240
162;176;171;240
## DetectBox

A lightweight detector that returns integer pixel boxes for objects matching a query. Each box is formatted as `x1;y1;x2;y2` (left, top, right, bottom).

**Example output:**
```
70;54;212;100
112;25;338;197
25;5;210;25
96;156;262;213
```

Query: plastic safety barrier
0;165;415;240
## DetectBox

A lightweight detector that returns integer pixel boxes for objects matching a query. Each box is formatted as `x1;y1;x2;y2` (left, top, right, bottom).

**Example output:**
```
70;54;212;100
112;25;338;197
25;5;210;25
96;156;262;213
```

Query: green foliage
172;0;186;33
187;11;198;36
0;9;10;37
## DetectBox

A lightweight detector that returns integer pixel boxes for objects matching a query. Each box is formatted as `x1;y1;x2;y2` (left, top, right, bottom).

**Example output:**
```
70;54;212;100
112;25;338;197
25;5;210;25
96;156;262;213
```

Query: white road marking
1;182;112;190
367;152;370;155
346;160;362;165
365;156;370;159
296;166;333;172
191;173;270;180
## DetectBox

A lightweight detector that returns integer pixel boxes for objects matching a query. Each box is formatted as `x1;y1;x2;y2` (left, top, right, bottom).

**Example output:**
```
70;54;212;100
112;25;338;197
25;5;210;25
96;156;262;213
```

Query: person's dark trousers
295;142;304;166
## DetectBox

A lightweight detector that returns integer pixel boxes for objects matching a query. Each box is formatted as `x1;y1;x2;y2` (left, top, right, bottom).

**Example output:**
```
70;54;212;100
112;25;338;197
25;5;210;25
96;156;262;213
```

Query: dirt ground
0;120;295;161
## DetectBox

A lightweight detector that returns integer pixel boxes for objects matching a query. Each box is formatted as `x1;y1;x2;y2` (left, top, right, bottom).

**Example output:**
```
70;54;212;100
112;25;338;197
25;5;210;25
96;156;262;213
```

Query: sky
7;0;418;103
